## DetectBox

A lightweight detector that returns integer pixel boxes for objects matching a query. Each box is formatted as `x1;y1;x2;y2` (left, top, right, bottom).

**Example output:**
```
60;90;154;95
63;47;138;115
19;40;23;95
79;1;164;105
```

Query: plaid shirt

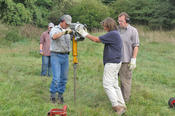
118;24;139;62
40;30;51;56
49;25;71;53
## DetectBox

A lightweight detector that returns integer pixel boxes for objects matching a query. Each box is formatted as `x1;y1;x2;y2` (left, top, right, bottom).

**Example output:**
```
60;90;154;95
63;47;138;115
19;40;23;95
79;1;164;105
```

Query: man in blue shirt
77;17;126;115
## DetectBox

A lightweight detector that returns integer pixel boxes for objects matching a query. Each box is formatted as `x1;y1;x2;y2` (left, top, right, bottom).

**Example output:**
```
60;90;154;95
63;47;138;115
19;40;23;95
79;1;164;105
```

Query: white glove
76;25;88;37
129;58;136;70
63;28;72;34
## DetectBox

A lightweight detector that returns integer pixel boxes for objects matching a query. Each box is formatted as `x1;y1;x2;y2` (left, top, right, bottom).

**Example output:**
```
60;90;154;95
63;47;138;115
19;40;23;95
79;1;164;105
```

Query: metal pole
72;36;78;104
73;64;77;104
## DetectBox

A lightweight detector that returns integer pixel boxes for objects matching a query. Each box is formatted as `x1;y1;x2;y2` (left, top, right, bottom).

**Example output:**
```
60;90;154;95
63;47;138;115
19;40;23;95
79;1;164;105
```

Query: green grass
0;24;175;116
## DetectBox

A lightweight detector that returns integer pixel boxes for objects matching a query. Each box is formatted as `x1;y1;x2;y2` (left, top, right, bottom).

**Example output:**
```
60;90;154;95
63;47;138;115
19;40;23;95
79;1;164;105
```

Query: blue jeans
41;56;51;77
50;52;69;95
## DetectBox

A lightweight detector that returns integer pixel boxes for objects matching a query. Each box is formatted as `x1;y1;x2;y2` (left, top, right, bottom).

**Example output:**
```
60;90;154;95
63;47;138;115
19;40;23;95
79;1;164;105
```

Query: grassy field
0;23;175;116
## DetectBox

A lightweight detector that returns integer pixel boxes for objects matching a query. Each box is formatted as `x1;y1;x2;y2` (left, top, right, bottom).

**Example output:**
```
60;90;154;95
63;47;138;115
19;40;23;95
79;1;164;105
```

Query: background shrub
5;30;24;42
47;0;73;25
68;0;110;30
0;0;175;30
110;0;175;30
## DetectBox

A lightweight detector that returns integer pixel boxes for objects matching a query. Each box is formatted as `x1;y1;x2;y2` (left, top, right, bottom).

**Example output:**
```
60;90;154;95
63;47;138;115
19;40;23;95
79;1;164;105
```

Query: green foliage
29;50;41;58
1;24;175;115
101;0;115;4
0;0;52;27
47;0;73;24
0;0;75;27
0;0;31;25
110;0;131;20
32;7;49;27
68;0;110;30
35;0;52;8
0;0;175;30
5;29;23;42
110;0;175;30
34;0;53;27
148;1;175;30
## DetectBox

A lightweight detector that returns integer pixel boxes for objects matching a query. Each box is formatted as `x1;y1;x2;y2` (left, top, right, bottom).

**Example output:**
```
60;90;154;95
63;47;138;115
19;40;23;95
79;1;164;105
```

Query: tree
110;0;175;30
47;0;73;24
68;0;110;30
0;0;53;27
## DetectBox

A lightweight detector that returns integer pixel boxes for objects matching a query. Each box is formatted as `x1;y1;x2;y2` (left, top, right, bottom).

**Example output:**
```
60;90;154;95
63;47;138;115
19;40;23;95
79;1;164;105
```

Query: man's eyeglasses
118;20;124;23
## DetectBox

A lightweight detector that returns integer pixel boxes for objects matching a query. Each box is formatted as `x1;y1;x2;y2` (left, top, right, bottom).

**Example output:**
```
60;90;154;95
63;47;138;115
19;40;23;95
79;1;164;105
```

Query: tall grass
0;23;175;116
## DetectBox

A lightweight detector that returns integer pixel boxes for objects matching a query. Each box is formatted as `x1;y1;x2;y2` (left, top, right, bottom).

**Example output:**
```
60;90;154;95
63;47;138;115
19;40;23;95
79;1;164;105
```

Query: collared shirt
40;30;51;56
118;24;139;63
99;30;122;65
50;25;71;53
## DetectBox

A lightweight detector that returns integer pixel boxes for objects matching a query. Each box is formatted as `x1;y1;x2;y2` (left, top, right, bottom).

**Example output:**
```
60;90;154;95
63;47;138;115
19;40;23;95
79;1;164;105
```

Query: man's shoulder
51;26;61;32
109;30;120;36
128;25;138;32
42;30;49;35
41;31;48;37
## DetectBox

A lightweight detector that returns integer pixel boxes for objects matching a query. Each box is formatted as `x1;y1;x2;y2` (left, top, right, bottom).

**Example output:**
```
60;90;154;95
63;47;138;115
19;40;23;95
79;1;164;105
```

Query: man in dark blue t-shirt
99;30;122;65
77;17;126;115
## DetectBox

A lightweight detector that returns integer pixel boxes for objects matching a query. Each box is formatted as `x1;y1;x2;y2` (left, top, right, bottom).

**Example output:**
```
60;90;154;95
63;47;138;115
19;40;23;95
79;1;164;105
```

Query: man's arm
132;46;139;58
52;29;72;40
132;27;139;58
40;33;44;55
40;44;43;51
86;34;101;43
52;32;65;40
76;26;100;43
39;44;43;55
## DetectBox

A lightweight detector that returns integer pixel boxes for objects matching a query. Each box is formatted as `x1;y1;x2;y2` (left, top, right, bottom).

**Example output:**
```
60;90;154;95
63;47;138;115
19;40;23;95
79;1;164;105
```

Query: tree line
0;0;175;30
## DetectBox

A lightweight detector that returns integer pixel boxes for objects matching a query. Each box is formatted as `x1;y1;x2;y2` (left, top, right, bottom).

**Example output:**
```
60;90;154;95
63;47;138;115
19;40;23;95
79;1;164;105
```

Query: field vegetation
0;22;175;116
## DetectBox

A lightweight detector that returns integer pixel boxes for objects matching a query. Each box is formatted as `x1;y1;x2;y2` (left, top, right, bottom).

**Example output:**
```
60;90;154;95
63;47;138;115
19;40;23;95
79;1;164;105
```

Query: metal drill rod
72;36;78;104
73;64;77;104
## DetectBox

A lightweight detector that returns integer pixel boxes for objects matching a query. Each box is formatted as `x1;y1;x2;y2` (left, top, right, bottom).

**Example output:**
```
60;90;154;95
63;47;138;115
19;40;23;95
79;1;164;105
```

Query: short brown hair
118;12;130;19
101;17;118;31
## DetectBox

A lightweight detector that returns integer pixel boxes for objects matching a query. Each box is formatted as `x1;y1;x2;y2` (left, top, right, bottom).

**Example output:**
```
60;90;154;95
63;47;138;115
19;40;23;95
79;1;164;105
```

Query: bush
0;1;32;26
5;30;23;42
68;0;110;30
110;0;175;30
47;0;73;24
0;0;175;30
0;0;52;27
148;1;175;30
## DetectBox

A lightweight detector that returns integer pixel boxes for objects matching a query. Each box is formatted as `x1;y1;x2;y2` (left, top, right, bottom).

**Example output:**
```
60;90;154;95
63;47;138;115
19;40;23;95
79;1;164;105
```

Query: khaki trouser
119;63;132;102
103;63;126;107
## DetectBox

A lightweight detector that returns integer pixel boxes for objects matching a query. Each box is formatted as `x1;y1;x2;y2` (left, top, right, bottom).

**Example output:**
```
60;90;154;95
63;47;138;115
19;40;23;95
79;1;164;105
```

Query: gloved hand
63;28;72;34
129;58;136;70
76;26;88;37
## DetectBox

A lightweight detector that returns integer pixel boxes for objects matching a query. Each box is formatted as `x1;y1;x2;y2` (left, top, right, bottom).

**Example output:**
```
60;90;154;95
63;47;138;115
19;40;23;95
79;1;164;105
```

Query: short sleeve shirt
99;30;122;65
118;24;139;62
50;25;71;53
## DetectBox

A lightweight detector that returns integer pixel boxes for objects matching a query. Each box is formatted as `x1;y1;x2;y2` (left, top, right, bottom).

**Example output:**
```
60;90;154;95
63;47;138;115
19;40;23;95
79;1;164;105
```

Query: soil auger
70;22;86;104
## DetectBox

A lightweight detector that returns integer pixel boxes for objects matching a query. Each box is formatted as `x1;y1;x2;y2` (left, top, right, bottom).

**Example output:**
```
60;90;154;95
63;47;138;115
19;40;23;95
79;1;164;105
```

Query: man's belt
51;51;69;55
59;52;69;55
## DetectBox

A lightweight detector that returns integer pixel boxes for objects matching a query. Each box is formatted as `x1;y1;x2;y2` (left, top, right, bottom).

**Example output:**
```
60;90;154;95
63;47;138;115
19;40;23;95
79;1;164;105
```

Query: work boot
58;94;64;104
112;106;126;116
50;93;56;104
50;97;56;104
